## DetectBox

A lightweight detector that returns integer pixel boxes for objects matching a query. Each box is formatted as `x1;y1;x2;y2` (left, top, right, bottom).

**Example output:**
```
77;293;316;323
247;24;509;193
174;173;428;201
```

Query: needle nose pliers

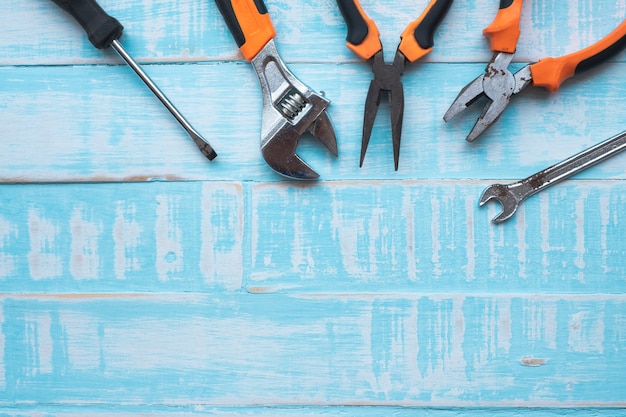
444;0;626;142
336;0;453;170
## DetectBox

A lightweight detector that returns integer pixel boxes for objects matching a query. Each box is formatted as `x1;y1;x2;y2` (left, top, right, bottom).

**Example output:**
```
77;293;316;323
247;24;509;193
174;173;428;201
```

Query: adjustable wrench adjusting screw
278;90;307;121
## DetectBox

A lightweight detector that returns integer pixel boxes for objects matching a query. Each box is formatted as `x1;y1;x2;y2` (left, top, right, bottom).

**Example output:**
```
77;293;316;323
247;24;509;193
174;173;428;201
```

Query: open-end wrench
215;0;338;180
480;130;626;223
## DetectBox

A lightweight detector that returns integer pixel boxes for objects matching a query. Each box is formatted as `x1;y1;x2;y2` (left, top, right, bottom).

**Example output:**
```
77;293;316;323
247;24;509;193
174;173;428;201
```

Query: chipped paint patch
520;356;548;367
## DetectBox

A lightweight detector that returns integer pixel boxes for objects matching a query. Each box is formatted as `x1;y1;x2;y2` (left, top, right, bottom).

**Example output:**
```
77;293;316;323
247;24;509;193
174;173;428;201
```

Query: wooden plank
250;180;626;294
4;180;626;294
0;182;243;292
2;406;626;416
1;294;625;406
1;63;624;182
3;0;625;65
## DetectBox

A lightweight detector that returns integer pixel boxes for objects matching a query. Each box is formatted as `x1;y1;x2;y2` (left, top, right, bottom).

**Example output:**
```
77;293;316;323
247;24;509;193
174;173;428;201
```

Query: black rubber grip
413;0;454;50
576;32;626;74
499;0;514;9
214;0;268;47
336;0;369;46
52;0;123;49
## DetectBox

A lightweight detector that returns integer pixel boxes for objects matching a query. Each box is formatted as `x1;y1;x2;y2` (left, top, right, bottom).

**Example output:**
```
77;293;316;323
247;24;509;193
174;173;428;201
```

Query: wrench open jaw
253;40;338;180
479;183;525;224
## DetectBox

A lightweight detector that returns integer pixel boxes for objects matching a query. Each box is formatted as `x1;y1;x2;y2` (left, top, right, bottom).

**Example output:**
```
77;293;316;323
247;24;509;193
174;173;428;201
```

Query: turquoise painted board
1;294;626;405
0;0;625;414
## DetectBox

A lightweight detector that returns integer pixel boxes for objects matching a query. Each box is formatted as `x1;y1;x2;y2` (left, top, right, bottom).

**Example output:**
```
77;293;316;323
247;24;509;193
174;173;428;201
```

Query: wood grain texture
1;294;625;406
0;182;243;292
1;0;625;414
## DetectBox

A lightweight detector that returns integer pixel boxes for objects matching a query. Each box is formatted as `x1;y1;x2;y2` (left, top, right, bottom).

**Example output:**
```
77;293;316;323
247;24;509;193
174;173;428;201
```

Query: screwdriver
51;0;217;160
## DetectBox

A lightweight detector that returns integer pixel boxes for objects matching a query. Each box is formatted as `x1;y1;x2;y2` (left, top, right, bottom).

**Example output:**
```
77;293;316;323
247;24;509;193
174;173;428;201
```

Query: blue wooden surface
1;0;626;415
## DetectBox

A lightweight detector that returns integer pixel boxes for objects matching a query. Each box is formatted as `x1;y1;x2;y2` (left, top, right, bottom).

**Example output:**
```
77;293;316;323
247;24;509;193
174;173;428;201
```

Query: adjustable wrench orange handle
530;19;626;92
215;0;276;61
398;0;454;62
483;0;523;53
336;0;382;60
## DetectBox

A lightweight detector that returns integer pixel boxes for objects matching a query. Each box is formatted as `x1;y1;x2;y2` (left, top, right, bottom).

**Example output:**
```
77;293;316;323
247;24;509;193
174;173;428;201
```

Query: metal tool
215;0;338;180
444;0;626;142
51;0;217;160
337;0;453;170
480;130;626;223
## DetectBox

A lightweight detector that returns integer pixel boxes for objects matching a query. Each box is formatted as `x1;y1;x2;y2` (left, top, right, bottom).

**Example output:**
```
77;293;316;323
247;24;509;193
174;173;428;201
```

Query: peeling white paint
70;207;102;280
430;197;441;276
113;201;143;280
200;183;243;290
574;191;587;274
0;216;17;278
24;312;53;375
568;310;605;354
155;194;183;280
464;195;475;281
27;209;62;280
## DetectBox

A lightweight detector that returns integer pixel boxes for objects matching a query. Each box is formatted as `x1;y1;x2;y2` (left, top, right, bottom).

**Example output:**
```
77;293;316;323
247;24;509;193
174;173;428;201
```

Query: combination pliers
444;0;626;142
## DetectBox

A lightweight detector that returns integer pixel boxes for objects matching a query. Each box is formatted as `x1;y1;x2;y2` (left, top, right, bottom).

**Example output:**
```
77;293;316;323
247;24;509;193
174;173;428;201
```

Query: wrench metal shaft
518;130;626;199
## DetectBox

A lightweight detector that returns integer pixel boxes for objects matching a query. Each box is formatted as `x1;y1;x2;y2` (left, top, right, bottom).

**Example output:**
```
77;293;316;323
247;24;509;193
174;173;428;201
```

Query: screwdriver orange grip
214;0;276;61
482;0;523;53
398;0;454;62
336;0;382;60
530;19;626;92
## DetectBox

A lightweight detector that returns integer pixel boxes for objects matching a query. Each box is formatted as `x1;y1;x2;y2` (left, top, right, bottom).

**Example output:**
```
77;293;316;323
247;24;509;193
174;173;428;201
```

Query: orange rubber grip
530;19;626;92
482;0;523;53
398;0;453;62
215;0;276;61
336;0;382;60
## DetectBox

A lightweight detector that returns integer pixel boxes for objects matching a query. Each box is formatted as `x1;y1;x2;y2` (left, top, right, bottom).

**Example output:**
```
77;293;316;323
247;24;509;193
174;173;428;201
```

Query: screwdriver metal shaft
110;40;217;160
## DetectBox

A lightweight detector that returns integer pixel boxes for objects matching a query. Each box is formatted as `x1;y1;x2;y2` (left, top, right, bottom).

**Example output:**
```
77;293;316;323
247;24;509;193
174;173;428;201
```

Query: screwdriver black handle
52;0;123;49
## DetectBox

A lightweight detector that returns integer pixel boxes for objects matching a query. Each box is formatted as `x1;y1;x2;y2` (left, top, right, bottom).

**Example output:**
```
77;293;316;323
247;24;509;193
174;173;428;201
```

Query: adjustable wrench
214;0;338;180
480;130;626;223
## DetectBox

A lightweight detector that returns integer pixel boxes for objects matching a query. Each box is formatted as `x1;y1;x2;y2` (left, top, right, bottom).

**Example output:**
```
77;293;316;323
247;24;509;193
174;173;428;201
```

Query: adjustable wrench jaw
251;40;338;180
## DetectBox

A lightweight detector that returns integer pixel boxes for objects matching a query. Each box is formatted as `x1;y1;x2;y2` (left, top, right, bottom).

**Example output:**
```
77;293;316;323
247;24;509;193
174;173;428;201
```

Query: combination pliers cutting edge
337;0;454;170
444;0;626;142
